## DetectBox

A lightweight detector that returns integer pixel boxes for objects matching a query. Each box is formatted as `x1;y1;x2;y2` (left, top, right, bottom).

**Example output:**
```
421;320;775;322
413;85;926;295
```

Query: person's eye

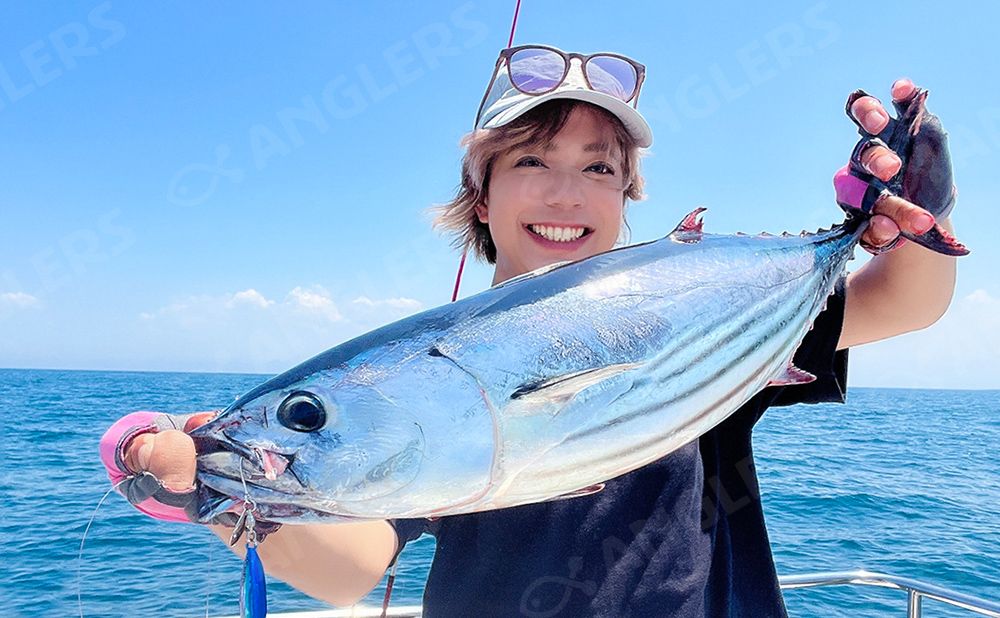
586;162;616;175
515;156;544;168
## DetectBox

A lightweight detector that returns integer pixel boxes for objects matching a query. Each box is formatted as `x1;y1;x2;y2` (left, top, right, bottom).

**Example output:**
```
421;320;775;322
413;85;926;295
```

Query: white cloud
850;288;1000;389
226;288;274;309
135;286;423;373
347;295;424;332
287;286;342;322
0;292;39;308
352;295;423;311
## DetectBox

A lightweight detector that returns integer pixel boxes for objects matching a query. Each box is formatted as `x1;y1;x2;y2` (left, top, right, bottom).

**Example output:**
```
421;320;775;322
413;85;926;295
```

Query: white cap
475;53;653;148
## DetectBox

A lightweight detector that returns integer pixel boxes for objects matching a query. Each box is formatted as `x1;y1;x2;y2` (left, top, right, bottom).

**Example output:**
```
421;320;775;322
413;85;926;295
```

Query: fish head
190;373;426;522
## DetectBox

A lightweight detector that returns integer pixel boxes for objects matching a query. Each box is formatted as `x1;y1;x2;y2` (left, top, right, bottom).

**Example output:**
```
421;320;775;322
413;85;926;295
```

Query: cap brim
481;88;652;148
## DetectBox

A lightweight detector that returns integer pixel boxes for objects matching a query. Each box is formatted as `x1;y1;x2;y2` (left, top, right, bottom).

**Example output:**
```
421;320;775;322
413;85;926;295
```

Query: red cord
450;0;521;303
507;0;522;47
382;2;523;615
380;559;397;618
450;249;468;302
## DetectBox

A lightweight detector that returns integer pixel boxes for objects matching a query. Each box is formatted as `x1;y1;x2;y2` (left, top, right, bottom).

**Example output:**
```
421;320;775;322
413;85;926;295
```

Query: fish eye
277;391;327;432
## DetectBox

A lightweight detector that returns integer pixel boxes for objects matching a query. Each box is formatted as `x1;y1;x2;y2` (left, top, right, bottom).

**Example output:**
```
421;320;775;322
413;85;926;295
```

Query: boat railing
778;570;1000;617
212;569;1000;618
212;607;423;618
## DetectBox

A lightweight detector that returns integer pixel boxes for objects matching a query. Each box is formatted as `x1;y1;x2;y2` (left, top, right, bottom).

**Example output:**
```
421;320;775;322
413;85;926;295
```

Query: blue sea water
0;368;996;617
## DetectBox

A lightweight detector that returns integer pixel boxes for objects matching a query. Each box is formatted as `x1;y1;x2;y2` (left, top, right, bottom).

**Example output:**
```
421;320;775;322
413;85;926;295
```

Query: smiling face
475;106;628;284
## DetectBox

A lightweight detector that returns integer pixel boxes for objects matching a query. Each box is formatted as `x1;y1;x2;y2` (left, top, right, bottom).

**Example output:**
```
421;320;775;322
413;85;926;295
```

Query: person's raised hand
845;77;937;253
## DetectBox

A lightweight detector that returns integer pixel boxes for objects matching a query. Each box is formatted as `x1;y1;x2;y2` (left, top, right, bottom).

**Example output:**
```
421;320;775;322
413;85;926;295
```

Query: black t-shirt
392;278;848;617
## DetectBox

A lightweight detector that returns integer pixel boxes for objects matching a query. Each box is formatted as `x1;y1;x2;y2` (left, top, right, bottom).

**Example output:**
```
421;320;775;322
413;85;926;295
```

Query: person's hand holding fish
100;411;216;521
122;427;198;491
111;411;216;510
834;77;960;255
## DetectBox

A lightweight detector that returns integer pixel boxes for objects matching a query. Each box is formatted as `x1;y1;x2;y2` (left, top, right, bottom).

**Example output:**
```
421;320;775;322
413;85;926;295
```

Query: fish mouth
193;430;301;484
193;432;313;524
194;479;339;524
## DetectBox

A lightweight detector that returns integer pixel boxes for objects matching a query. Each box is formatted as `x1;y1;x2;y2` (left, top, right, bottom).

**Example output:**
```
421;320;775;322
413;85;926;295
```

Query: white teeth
529;225;586;242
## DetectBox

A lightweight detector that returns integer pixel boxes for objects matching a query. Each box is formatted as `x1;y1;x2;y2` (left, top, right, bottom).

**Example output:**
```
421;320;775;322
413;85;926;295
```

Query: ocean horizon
1;367;996;616
7;364;1000;392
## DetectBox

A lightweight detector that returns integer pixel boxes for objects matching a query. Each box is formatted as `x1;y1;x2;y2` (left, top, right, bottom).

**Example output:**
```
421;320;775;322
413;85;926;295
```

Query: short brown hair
431;100;646;264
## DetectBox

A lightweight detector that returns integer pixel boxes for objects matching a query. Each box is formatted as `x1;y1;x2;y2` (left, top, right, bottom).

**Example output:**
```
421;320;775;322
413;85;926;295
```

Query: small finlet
668;207;706;243
767;363;817;387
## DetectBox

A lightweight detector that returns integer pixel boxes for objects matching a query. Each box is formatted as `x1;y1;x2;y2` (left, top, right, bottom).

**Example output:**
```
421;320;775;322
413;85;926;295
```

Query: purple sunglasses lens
586;56;638;101
509;48;566;94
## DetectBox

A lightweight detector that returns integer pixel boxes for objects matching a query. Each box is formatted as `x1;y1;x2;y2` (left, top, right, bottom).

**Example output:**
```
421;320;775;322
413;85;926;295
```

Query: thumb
146;430;198;490
873;194;935;236
124;432;156;473
124;430;198;490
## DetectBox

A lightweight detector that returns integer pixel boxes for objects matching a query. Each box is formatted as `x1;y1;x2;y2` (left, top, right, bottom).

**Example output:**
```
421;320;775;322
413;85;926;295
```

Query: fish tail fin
898;186;968;256
900;223;969;256
837;87;969;258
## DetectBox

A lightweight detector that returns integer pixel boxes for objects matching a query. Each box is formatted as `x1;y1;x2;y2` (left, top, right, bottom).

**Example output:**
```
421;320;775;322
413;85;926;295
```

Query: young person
101;45;957;616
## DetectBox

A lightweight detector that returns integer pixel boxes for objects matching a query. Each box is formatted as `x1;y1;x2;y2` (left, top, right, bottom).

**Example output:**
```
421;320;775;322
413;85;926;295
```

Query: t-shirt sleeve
386;518;431;563
769;275;849;407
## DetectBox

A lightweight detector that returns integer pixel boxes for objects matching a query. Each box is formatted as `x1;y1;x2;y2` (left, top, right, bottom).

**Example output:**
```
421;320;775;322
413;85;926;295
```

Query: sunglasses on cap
473;44;647;130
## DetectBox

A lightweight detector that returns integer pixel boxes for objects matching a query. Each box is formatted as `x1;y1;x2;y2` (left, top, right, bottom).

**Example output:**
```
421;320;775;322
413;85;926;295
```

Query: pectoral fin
511;362;643;404
767;363;816;387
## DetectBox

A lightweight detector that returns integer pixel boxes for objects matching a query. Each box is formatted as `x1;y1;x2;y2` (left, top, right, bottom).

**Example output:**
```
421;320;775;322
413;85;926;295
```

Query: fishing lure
231;467;267;618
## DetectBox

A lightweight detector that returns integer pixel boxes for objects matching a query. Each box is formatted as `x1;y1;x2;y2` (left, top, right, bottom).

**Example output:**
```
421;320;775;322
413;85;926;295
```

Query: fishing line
203;530;215;618
450;0;523;303
77;479;128;618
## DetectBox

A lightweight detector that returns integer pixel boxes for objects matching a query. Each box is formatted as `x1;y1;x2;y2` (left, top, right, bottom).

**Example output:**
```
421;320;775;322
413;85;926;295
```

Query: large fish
190;88;966;525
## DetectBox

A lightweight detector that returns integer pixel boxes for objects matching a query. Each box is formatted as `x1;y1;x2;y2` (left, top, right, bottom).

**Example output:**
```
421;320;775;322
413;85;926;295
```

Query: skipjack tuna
190;87;967;524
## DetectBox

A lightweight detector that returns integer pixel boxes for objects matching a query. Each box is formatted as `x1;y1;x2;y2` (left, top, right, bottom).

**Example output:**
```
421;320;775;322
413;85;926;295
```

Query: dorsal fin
668;207;707;243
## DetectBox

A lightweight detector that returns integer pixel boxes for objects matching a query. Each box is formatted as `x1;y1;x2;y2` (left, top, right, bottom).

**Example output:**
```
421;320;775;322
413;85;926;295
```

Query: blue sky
1;1;998;388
